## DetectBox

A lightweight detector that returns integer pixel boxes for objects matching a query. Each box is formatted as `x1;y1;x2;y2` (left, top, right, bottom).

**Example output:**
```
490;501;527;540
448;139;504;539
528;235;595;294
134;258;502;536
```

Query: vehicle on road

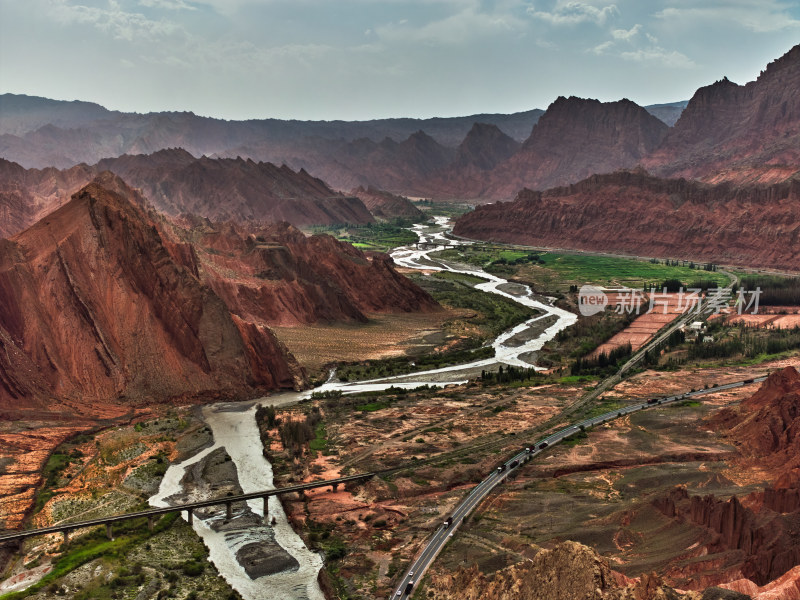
405;581;414;594
497;464;506;473
647;398;658;404
509;460;519;468
443;517;452;528
539;442;548;449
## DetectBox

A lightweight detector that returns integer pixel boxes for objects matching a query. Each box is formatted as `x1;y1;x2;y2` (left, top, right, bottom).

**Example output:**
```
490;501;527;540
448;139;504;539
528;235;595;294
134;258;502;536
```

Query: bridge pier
187;509;193;525
262;497;269;524
225;501;233;522
147;516;155;532
331;483;338;492
62;530;69;544
298;490;306;500
105;523;113;540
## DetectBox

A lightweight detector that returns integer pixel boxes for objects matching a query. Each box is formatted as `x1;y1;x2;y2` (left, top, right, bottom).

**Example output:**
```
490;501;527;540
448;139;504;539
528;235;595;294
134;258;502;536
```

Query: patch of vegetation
337;344;495;382
356;401;390;412
736;274;800;306
309;422;329;453
537;253;730;288
1;514;181;600
307;221;421;252
571;342;633;377
411;271;537;338
686;325;800;361
414;200;473;219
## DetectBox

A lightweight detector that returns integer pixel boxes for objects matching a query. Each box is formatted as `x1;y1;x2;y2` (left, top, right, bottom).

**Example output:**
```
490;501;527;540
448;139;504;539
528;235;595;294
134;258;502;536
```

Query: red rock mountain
168;217;439;327
0;174;303;415
95;149;375;226
453;122;521;171
414;97;669;200
349;186;424;221
453;170;800;270
643;44;800;185
648;368;800;592
0;152;379;239
483;97;669;198
711;366;800;481
0;159;94;238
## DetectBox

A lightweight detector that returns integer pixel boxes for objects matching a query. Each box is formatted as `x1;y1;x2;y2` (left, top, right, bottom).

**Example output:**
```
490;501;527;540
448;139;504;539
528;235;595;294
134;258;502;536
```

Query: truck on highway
509;460;519;469
497;464;506;473
647;398;658;404
443;516;453;528
538;442;548;449
405;581;414;594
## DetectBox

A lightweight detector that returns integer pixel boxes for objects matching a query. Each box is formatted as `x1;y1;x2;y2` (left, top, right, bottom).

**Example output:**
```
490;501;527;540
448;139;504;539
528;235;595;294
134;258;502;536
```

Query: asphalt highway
390;374;768;599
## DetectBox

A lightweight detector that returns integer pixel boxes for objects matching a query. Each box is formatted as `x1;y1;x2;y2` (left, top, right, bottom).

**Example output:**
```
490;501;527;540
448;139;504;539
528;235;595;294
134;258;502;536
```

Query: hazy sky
1;0;798;121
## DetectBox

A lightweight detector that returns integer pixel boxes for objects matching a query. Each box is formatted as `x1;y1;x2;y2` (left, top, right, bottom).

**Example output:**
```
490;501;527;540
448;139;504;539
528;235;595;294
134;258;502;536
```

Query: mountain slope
95;150;375;226
486;97;669;197
169;218;439;327
453;170;800;269
0;174;302;413
350;186;425;221
643;44;800;184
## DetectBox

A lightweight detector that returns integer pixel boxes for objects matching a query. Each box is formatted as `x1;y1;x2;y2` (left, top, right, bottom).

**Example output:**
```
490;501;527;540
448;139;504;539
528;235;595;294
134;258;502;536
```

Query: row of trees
738;275;800;306
571;342;633;375
687;327;800;360
649;258;718;271
480;365;543;384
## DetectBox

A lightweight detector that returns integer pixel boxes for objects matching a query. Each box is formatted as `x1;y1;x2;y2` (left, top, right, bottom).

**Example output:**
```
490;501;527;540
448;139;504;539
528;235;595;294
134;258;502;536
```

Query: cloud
376;3;524;45
590;40;614;54
137;0;195;9
620;46;696;69
655;2;800;33
528;2;619;26
611;23;640;41
48;0;183;41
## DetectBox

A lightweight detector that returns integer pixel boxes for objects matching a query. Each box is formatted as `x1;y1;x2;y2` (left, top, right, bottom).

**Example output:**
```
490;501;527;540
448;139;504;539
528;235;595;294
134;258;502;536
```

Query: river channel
149;217;577;599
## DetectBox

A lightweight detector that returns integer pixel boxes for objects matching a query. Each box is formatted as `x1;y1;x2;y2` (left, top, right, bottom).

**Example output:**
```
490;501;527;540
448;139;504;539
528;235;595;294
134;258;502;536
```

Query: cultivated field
591;293;687;357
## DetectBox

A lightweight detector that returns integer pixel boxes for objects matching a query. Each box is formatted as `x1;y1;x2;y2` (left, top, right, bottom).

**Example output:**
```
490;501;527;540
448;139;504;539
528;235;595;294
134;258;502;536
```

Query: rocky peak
455;123;520;170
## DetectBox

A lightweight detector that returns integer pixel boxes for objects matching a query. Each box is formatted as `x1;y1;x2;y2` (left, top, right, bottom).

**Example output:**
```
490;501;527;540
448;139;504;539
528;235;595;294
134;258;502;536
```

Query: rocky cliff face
427;541;699;600
452;170;800;270
711;367;800;478
0;174;303;414
650;369;800;592
169;219;439;327
0;152;378;238
414;97;670;200
95;149;375;226
643;44;800;184
0;158;94;238
477;97;669;198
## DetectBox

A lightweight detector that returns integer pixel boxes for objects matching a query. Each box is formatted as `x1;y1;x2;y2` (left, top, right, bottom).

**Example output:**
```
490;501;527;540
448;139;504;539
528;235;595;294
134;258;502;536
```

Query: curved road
391;375;767;599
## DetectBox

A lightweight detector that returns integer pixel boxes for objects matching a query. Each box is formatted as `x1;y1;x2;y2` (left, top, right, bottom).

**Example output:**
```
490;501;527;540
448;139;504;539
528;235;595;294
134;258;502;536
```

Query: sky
1;0;799;121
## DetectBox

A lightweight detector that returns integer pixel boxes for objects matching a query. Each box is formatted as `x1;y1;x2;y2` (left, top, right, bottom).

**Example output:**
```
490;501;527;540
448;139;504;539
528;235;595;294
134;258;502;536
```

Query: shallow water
149;217;577;599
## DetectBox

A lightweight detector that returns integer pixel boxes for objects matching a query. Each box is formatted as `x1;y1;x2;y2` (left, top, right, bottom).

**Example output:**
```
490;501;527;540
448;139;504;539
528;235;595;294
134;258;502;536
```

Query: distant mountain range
1;44;798;268
0;91;691;197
